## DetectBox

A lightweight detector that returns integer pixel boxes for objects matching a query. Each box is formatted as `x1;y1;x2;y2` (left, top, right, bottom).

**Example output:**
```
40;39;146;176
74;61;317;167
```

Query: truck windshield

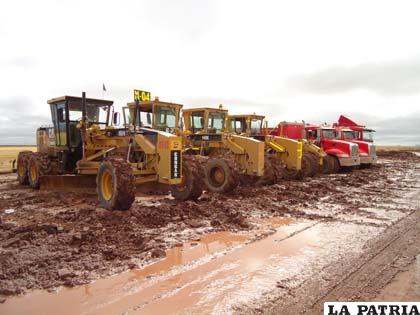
155;106;176;130
208;112;226;133
322;129;337;139
363;130;374;142
342;131;356;140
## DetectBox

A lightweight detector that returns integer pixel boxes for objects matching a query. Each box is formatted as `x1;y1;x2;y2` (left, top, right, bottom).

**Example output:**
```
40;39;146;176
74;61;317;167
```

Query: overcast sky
1;0;420;145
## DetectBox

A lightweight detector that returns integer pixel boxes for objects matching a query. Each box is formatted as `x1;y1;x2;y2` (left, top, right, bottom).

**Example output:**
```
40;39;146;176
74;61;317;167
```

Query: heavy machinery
229;114;317;178
272;122;360;173
124;99;270;192
334;115;377;167
16;93;202;210
181;106;269;190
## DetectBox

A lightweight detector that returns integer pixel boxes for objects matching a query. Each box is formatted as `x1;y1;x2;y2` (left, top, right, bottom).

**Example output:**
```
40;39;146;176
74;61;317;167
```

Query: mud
0;150;419;312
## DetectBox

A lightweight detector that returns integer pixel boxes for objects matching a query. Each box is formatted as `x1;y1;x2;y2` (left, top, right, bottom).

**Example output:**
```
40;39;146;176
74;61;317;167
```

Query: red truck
333;115;377;167
273;122;360;173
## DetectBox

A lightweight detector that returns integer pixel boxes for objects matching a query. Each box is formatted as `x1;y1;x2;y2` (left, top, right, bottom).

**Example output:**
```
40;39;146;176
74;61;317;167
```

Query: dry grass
377;145;420;152
0;146;36;173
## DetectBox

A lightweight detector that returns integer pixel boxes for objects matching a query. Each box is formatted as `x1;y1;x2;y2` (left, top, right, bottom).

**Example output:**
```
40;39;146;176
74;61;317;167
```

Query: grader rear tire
96;158;135;210
204;158;239;193
305;153;319;177
171;158;203;201
17;151;33;185
300;153;314;178
28;153;52;189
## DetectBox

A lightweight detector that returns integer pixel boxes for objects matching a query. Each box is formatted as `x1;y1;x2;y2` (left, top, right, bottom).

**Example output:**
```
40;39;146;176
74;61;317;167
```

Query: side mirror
146;112;152;125
57;108;65;122
113;112;120;126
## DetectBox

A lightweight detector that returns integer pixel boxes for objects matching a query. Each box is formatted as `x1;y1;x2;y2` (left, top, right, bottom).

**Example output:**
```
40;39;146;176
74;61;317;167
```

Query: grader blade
40;175;96;193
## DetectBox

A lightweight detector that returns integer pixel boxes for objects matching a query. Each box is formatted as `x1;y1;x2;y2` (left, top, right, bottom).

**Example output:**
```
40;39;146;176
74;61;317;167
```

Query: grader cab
228;114;311;179
181;107;271;191
124;98;183;134
17;93;202;210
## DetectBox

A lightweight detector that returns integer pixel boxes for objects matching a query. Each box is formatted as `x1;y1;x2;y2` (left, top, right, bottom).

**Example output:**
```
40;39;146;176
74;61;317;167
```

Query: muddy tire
96;158;135;210
204;158;239;193
17;151;33;185
324;155;340;174
299;153;314;178
171;158;203;201
28;153;52;189
304;153;319;177
254;156;285;185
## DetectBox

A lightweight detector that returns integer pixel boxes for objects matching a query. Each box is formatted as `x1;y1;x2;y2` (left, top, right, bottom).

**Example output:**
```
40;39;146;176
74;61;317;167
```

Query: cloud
0;97;50;145
289;57;420;96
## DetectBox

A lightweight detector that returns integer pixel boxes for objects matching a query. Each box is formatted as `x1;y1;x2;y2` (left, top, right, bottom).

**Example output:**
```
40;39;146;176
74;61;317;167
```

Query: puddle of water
0;231;250;315
0;218;308;315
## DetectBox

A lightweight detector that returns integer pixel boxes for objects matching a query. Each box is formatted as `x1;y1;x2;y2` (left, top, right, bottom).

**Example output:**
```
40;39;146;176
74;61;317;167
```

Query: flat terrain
0;146;36;173
0;151;419;314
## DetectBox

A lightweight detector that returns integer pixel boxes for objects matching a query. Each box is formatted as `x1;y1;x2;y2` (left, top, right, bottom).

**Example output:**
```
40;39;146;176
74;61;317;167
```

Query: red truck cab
334;115;377;166
274;122;360;172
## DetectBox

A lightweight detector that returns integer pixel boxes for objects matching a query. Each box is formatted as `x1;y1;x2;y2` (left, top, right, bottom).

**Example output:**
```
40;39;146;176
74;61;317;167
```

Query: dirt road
0;151;419;314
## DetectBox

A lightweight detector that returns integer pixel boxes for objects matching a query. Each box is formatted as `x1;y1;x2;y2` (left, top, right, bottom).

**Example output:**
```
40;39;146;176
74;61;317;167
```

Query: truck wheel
28;153;52;189
204;158;239;193
171;159;203;200
96;158;135;210
17;151;33;185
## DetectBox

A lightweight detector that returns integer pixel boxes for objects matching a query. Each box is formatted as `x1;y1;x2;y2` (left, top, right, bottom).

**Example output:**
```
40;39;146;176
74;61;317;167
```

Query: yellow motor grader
16;93;202;210
228;114;324;178
124;99;269;192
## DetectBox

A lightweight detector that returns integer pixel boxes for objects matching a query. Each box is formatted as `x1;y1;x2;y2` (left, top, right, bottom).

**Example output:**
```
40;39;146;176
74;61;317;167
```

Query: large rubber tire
96;158;135;210
300;153;314;178
171;158;203;201
17;151;33;185
28;153;52;189
204;158;239;193
255;157;276;186
322;155;332;174
305;153;319;177
324;155;340;174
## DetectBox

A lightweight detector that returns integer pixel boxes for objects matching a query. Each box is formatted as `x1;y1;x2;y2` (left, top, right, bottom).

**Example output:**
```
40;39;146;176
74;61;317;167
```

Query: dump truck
16;93;202;210
271;122;360;173
334;115;377;167
229;114;318;178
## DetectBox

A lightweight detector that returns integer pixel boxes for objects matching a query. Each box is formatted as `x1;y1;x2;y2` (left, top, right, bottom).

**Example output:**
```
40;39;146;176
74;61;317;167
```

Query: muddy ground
0;151;419;313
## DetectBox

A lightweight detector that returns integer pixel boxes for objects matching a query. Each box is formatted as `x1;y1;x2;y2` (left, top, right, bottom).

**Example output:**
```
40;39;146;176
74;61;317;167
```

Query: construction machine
124;99;268;192
181;106;269;191
229;115;316;178
16;93;202;210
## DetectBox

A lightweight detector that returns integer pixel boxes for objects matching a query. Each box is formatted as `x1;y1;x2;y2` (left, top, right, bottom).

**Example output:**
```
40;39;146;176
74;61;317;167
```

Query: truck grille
351;144;359;157
369;144;376;156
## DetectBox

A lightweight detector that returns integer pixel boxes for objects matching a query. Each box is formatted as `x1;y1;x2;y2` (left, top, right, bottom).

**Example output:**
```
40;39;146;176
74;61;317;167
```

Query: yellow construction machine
124;99;268;192
17;93;202;210
229;114;323;178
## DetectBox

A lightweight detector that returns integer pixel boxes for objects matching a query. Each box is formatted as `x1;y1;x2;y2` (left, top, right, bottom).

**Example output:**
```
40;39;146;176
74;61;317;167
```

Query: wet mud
0;151;419;313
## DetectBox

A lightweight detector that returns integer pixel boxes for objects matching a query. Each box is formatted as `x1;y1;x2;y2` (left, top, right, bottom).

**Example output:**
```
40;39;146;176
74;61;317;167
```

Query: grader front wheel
171;159;203;201
96;158;135;210
204;158;239;193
